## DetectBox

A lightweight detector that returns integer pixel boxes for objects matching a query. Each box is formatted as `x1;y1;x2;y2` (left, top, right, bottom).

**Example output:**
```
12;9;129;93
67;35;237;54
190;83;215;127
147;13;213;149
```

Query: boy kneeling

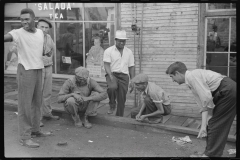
130;73;171;123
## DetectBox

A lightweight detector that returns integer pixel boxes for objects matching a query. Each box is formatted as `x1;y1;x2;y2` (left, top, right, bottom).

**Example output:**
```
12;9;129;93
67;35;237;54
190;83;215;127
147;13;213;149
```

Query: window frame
198;3;236;79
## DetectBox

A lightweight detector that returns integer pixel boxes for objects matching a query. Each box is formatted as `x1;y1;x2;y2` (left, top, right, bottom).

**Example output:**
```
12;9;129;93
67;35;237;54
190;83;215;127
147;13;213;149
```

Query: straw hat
115;30;128;40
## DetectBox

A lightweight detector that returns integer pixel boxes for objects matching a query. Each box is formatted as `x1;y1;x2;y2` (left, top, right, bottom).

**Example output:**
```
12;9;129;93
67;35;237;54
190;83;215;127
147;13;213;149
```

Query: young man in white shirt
103;30;135;117
166;61;236;157
4;8;51;148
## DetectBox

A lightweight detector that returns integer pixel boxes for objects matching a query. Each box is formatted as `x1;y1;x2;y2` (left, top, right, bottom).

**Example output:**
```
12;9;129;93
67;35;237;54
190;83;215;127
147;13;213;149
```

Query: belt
112;72;126;75
44;65;52;68
211;79;224;97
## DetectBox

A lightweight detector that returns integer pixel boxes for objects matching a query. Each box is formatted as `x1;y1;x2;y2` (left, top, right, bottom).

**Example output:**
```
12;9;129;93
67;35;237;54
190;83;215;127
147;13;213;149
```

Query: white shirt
141;82;171;105
103;45;134;74
9;28;44;70
185;69;226;112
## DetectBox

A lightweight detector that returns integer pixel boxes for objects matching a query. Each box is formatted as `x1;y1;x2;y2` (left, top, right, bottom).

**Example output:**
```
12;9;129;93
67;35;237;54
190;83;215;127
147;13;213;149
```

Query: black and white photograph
4;2;237;158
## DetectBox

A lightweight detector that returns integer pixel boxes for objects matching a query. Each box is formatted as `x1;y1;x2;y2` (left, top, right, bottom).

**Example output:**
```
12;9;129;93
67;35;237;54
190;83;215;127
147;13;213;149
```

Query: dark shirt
58;77;107;103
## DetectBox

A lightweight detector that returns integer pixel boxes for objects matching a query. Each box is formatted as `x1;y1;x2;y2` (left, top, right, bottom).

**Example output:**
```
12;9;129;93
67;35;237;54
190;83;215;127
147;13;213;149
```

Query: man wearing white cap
103;30;135;116
57;67;108;128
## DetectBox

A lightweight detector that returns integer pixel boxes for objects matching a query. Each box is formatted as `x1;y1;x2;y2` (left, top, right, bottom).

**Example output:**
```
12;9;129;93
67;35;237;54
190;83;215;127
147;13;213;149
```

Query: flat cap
75;67;89;78
38;18;52;28
131;73;148;83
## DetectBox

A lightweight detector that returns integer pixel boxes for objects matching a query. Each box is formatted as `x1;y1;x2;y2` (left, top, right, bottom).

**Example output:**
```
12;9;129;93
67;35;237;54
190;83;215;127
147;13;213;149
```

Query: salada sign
35;3;73;19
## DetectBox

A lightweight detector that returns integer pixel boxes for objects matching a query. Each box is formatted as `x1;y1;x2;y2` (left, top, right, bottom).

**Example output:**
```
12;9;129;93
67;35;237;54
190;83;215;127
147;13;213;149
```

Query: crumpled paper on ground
172;136;192;146
228;149;236;155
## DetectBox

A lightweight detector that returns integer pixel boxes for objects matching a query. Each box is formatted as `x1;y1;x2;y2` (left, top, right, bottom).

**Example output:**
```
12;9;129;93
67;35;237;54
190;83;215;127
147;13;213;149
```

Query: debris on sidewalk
172;136;192;146
57;141;68;146
14;112;18;115
88;140;93;143
228;149;236;155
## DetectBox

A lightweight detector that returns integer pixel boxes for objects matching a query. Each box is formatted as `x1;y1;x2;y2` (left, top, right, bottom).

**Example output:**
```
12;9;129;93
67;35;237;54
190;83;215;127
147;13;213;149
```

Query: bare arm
4;33;13;42
128;66;135;79
143;102;164;118
104;62;114;81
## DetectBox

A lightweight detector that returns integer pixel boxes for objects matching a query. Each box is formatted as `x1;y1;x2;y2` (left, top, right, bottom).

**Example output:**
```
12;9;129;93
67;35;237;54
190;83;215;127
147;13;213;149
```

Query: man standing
4;8;51;148
103;30;135;117
130;74;171;123
57;67;107;129
166;61;236;157
37;18;59;127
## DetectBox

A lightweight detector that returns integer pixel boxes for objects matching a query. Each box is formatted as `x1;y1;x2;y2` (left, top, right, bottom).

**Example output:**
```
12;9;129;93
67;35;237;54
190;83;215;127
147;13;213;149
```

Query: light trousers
41;65;53;119
17;64;42;140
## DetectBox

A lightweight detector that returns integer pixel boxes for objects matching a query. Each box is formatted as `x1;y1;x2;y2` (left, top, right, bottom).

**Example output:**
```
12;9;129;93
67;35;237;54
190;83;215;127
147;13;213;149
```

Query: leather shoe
107;108;115;114
19;139;40;148
31;131;52;137
40;121;44;127
43;115;60;120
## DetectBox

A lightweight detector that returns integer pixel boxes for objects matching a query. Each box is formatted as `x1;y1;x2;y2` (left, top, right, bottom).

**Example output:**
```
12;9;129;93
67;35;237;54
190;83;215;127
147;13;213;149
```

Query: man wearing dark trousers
166;61;236;157
103;30;135;117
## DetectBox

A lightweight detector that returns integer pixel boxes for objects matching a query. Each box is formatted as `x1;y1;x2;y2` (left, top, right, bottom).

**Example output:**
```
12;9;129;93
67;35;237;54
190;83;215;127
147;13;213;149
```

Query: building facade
4;3;236;118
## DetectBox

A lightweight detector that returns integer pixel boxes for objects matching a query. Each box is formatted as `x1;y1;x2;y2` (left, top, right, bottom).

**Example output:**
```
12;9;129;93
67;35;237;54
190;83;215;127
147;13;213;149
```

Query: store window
204;3;236;81
4;3;27;20
56;22;83;75
4;3;117;81
85;22;115;78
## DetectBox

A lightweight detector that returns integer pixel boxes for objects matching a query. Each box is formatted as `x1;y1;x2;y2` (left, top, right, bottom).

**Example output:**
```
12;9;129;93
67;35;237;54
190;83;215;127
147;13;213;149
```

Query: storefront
4;3;236;118
4;3;117;82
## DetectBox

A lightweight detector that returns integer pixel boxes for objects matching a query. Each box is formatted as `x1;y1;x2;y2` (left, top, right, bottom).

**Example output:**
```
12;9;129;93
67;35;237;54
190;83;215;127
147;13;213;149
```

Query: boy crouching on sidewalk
130;73;171;123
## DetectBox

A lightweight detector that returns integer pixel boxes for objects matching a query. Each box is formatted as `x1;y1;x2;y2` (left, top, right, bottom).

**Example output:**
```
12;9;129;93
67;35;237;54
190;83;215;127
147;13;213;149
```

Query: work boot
19;139;40;148
83;115;92;129
31;131;52;138
40;121;44;127
71;114;83;128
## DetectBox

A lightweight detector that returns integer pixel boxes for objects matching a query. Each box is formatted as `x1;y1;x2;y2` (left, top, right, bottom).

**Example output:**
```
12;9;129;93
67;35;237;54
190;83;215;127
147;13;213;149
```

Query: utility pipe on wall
139;3;144;73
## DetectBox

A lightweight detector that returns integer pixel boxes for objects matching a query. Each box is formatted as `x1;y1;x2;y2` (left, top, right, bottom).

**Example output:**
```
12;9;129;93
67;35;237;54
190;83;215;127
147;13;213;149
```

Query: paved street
4;110;236;157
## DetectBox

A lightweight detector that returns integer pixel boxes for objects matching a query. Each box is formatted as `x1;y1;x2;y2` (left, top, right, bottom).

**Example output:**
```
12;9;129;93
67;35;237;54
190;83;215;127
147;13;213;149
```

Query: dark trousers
131;94;171;120
204;77;236;157
106;72;129;117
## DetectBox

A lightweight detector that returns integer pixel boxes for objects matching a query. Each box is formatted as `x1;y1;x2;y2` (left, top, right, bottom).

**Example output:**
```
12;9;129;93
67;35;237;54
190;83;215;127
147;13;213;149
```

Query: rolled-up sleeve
103;48;111;63
9;29;18;43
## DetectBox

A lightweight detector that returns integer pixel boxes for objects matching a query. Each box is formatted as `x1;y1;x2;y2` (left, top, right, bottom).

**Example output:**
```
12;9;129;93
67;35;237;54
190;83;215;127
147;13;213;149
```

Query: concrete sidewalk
4;75;236;143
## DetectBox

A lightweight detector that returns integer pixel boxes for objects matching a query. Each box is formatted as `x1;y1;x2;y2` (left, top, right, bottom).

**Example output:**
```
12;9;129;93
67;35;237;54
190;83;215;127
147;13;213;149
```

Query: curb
4;100;236;143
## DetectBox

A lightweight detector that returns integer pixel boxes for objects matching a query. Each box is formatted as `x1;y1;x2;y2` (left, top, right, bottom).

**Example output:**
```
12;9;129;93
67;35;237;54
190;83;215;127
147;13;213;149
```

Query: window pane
4;3;27;20
206;18;229;52
230;18;236;52
232;3;236;9
206;66;228;77
55;23;83;75
206;53;228;66
55;3;83;21
85;22;115;78
27;3;54;19
229;67;236;82
84;3;115;21
208;3;231;10
230;53;236;66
